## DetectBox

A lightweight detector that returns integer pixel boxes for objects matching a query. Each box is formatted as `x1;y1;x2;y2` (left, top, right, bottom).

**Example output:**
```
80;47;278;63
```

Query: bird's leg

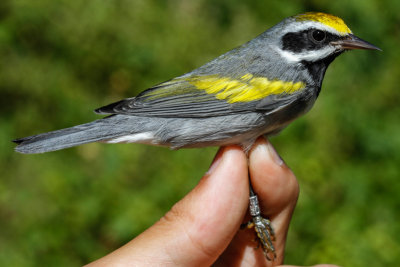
243;178;276;261
240;140;276;260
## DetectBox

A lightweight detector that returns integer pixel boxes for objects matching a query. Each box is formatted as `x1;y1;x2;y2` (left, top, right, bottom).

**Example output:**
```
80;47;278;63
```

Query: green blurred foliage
0;0;399;265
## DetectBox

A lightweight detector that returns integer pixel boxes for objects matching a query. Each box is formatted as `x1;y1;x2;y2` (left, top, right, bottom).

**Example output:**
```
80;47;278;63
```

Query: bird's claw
246;194;276;260
246;215;276;260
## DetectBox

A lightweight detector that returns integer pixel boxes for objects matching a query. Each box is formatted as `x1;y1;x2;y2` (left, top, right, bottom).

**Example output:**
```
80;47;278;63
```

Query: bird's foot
243;194;276;260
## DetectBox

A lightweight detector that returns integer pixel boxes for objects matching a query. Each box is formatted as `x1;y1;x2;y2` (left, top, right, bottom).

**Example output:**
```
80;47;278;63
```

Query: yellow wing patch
187;74;305;104
295;12;352;35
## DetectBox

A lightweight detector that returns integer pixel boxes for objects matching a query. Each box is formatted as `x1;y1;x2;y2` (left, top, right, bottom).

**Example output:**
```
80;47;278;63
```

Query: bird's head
270;12;381;64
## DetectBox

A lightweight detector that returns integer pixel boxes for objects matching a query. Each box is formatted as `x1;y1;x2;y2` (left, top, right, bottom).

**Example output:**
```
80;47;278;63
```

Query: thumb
86;146;249;266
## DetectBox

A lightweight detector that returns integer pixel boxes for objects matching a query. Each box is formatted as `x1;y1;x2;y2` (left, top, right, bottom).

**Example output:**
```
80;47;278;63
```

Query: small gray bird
13;12;380;259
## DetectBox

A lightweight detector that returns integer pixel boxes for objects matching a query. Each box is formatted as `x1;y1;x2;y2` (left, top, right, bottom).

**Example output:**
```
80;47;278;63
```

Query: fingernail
265;140;284;166
206;147;223;175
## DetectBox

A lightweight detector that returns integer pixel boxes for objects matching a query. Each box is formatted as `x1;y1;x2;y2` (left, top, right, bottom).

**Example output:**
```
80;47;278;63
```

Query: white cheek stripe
275;45;338;63
106;132;155;144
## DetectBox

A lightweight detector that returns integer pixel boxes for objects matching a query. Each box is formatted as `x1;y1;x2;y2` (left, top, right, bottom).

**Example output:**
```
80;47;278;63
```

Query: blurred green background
1;0;399;266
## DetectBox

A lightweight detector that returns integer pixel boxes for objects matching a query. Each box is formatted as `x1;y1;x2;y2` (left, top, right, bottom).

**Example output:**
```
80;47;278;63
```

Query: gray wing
95;78;297;118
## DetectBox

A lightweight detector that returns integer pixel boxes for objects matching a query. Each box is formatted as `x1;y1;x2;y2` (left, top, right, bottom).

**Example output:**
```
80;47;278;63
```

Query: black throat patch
302;52;343;96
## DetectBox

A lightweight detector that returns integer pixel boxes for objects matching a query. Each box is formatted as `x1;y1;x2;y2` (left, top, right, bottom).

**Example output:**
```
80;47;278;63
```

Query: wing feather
95;74;305;118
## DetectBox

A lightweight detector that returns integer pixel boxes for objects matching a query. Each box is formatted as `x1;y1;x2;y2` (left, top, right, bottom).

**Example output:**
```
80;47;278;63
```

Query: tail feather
13;116;138;154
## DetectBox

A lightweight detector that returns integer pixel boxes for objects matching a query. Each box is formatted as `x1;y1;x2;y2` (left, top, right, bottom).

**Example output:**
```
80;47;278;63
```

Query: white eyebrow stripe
282;21;350;36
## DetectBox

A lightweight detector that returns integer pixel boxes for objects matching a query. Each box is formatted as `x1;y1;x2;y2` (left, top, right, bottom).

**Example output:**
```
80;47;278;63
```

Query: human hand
86;137;338;267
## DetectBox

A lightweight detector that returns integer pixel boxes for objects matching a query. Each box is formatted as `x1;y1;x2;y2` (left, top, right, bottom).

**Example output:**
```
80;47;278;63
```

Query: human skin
86;137;339;267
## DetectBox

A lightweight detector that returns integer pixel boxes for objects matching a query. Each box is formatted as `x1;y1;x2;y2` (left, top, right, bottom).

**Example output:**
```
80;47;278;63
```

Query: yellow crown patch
295;12;352;35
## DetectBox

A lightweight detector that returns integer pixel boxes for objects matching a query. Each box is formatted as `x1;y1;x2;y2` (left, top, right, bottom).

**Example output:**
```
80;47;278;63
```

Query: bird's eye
311;30;326;42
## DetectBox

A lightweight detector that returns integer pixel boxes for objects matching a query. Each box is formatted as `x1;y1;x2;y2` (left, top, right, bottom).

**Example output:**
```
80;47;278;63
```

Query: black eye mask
281;29;341;53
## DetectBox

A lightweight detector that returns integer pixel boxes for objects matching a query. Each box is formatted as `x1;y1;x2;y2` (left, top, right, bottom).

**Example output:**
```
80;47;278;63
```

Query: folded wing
95;74;305;118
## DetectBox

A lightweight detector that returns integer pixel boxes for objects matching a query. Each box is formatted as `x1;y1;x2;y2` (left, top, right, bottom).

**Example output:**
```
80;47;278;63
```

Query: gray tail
13;115;130;154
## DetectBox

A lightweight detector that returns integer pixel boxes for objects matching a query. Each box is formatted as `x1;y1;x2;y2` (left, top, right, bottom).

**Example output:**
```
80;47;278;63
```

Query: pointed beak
331;34;382;51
